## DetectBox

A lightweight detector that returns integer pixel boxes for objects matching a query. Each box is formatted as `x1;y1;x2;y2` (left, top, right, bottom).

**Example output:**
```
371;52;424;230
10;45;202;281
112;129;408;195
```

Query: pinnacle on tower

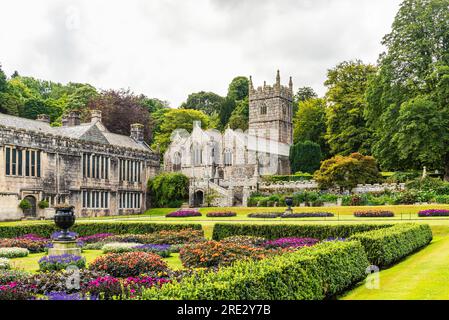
249;75;254;91
289;76;293;92
276;69;281;86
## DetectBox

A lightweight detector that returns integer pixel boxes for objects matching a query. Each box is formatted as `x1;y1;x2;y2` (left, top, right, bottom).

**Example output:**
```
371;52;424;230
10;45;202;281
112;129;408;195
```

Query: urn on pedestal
48;204;81;257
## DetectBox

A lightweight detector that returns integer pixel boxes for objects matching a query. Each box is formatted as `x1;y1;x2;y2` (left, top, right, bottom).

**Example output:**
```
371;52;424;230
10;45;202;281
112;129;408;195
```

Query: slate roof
0;113;151;152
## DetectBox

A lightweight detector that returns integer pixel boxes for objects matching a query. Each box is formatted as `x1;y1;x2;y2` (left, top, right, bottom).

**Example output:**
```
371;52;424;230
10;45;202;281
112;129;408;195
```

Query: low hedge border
0;222;202;238
140;241;369;300
349;223;433;267
212;223;392;241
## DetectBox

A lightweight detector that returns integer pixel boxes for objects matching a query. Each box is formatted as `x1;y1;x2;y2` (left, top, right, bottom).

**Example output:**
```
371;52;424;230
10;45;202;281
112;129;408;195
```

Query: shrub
147;172;189;208
84;276;123;300
89;252;168;277
418;209;449;217
220;236;266;247
0;222;202;238
180;241;267;268
281;212;334;218
38;254;86;272
354;210;395;218
0;282;34;300
349;224;433;267
0;238;49;253
247;212;283;219
206;212;237;218
212;223;392;241
141;241;369;300
38;200;49;209
262;238;320;249
0;247;29;258
0;258;11;270
166;210;202;218
19;199;32;211
102;242;141;254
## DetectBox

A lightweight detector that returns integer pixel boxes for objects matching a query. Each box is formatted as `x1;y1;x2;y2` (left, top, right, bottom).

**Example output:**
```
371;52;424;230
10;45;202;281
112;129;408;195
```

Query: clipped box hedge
140;240;369;300
0;222;202;238
349;223;433;267
212;223;392;241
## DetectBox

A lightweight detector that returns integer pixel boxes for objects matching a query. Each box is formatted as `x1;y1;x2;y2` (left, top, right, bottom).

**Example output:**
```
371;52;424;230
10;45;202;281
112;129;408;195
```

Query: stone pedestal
284;208;293;215
48;240;81;256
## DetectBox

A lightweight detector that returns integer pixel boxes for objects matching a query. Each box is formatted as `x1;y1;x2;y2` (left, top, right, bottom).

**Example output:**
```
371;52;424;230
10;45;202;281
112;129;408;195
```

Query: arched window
224;148;232;166
260;105;267;115
173;152;181;171
191;144;202;166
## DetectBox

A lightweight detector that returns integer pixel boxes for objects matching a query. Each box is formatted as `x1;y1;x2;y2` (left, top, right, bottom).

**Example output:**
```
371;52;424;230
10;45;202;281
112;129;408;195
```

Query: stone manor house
0;110;159;220
164;71;294;207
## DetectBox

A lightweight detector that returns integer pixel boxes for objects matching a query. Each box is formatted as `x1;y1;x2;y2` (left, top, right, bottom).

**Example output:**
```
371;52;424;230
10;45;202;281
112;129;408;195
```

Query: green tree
293;86;318;115
180;91;224;117
227;76;249;101
289;140;322;174
324;60;377;156
314;153;382;191
0;63;7;93
227;97;248;131
147;172;189;208
152;108;210;154
293;98;328;156
365;0;449;177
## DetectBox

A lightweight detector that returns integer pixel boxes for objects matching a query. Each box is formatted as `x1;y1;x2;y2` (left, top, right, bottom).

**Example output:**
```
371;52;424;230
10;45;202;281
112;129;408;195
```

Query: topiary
19;199;31;211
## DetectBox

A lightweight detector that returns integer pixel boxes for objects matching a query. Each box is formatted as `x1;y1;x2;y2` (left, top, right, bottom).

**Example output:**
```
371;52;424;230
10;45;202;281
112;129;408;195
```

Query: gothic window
282;105;286;115
260;104;267;115
224;148;233;166
192;144;202;166
173;152;181;171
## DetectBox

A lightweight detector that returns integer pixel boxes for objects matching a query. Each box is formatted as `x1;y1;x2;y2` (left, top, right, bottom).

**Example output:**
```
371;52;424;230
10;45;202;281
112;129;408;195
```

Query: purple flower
166;210;202;218
16;234;48;241
78;233;114;243
38;254;84;265
418;209;449;217
263;237;319;249
51;231;79;240
45;292;86;300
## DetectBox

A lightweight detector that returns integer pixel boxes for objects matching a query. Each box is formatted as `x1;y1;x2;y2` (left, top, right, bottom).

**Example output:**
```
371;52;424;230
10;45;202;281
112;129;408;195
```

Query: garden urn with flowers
48;204;81;257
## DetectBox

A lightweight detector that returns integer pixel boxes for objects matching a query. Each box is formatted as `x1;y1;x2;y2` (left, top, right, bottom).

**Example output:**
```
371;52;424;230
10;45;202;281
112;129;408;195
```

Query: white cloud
0;0;401;107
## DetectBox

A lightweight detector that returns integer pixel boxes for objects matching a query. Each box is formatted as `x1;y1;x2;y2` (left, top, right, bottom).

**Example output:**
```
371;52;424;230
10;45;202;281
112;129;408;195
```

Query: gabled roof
0;113;152;152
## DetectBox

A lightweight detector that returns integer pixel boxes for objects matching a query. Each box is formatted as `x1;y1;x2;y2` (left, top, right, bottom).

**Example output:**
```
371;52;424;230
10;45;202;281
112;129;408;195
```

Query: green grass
9;250;184;273
341;230;449;300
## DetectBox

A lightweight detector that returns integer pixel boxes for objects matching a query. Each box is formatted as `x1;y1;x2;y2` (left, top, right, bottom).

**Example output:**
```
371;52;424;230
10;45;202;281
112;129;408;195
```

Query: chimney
36;114;50;123
90;110;102;123
130;123;144;142
63;111;81;127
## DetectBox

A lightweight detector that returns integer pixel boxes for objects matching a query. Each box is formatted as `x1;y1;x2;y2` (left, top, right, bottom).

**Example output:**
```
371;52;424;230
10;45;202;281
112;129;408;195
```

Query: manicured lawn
9;250;184;273
341;230;449;300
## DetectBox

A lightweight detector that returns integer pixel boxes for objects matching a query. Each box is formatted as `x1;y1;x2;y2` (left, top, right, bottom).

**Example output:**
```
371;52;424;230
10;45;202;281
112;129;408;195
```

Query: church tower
248;70;293;145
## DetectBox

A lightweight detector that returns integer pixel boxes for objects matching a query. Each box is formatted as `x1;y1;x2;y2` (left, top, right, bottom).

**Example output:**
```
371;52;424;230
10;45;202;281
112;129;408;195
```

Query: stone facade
164;71;294;207
0;111;159;221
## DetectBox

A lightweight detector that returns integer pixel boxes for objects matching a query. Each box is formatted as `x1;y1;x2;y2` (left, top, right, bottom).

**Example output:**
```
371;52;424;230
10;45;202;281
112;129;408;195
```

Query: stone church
164;71;294;207
0;110;159;221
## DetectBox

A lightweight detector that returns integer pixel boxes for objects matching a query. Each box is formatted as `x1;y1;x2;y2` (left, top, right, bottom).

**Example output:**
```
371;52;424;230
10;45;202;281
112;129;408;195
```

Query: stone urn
54;205;76;241
284;197;294;215
48;204;81;257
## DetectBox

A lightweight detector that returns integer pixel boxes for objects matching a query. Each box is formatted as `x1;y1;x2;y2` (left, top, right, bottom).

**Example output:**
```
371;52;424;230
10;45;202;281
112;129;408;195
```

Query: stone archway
193;190;204;207
23;195;37;218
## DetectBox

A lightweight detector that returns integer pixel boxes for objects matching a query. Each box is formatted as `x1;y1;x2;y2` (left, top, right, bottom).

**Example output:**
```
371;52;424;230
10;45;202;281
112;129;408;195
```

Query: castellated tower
248;70;293;145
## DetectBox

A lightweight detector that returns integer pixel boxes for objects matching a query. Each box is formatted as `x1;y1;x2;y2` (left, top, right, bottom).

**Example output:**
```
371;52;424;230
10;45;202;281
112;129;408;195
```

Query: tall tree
324;60;377;156
0;63;7;93
180;91;224;117
227;76;249;101
88;89;153;143
227;97;248;131
293;86;318;115
289;140;322;174
365;0;449;177
152;108;210;154
293;98;328;157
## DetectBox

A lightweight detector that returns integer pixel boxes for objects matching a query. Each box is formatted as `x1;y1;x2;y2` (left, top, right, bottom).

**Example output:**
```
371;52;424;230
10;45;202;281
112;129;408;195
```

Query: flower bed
0;258;10;270
106;229;205;245
102;242;142;254
78;233;114;244
133;244;172;258
206;212;237;218
281;212;334;218
220;236;266;247
247;212;283;219
0;282;34;300
166;210;202;218
180;241;267;268
262;237;320;249
354;210;395;218
89;252;168;277
0;247;29;258
418;209;449;217
38;254;86;271
0;238;49;253
0;270;30;285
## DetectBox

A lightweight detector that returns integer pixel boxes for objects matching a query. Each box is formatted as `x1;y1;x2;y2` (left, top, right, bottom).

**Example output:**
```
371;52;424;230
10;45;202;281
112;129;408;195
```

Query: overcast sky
0;0;402;107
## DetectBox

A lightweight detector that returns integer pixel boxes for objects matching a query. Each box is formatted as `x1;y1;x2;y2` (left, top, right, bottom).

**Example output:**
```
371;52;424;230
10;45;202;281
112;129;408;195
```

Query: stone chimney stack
63;111;81;127
36;114;50;123
130;123;144;142
90;110;102;123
